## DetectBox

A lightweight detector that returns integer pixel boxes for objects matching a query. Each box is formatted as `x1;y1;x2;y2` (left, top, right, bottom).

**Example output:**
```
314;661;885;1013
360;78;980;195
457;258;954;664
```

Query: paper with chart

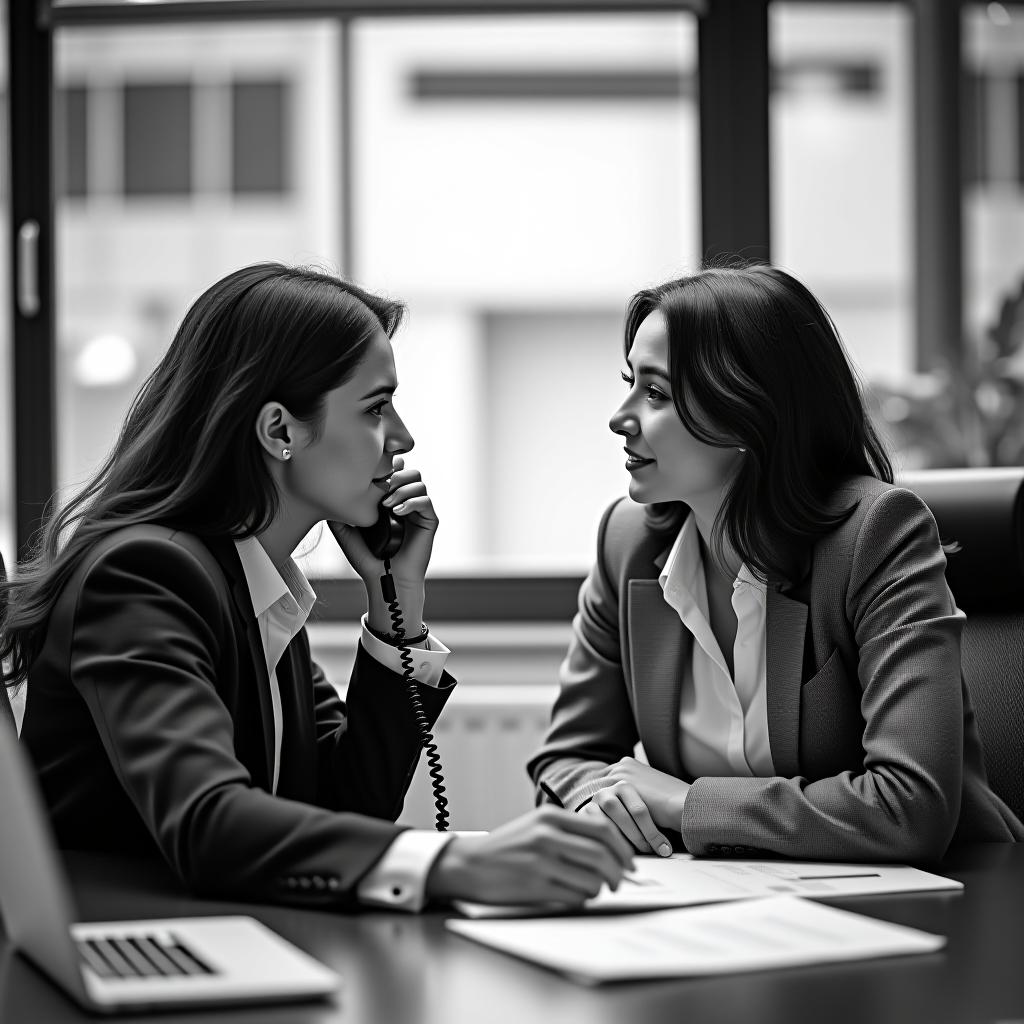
447;895;946;983
453;854;962;918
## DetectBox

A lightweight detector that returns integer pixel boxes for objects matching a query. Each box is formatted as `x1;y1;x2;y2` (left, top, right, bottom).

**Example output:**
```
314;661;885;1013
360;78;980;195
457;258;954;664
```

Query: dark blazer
20;524;454;907
528;478;1024;861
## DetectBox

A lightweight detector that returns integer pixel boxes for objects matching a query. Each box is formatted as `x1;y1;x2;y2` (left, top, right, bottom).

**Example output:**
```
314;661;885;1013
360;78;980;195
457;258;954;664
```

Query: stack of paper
446;895;945;984
453;855;962;918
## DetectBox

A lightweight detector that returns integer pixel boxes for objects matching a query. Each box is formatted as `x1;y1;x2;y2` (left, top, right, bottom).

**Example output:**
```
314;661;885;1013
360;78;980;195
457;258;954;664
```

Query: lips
372;473;393;491
624;447;654;470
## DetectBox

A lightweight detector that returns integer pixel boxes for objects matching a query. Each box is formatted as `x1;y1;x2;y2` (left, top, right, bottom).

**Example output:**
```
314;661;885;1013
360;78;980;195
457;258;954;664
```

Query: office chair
901;468;1024;824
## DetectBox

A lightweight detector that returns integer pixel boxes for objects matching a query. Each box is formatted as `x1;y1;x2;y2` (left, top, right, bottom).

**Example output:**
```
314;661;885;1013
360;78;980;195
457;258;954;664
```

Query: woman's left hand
328;456;438;634
601;757;691;832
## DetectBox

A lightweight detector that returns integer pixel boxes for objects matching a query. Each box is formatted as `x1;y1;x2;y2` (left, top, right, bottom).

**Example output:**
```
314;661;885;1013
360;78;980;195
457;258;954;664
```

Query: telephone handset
358;505;405;561
357;499;449;831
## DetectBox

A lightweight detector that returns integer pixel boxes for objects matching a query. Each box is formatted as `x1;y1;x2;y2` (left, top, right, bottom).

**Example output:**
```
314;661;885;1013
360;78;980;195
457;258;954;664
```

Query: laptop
0;720;341;1013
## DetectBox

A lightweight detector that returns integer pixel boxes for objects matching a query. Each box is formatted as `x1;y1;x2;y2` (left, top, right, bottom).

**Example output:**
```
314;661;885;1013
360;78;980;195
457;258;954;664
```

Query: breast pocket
799;648;865;777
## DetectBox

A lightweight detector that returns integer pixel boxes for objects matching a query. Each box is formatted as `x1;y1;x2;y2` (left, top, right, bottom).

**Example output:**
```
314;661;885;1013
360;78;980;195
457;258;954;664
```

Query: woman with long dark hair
530;263;1023;860
2;262;631;909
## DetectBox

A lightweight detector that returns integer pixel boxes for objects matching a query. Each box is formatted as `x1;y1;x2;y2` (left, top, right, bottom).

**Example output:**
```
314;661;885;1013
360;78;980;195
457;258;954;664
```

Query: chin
627;480;663;505
325;499;378;528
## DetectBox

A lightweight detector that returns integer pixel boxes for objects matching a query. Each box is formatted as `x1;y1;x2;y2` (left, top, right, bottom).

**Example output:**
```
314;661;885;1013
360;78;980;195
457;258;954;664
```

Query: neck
687;491;741;580
254;494;316;568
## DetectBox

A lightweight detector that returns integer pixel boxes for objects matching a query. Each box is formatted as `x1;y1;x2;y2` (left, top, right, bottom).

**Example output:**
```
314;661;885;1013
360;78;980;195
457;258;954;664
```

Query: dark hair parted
1;262;404;687
625;262;893;582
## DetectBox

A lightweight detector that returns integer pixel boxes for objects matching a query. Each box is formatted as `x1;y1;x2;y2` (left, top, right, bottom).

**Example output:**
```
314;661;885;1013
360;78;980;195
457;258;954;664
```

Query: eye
645;385;669;404
367;399;389;418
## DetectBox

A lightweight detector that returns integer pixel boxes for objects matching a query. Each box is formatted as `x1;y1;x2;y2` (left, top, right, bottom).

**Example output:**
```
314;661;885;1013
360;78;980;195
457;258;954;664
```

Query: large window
11;0;1009;605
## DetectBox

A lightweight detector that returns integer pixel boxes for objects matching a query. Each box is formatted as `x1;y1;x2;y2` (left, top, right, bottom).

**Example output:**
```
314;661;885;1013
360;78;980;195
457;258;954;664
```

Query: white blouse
658;515;775;780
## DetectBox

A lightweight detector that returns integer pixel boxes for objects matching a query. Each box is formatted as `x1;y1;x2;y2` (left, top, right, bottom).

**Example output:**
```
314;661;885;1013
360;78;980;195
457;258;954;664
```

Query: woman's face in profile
610;311;739;507
289;330;414;527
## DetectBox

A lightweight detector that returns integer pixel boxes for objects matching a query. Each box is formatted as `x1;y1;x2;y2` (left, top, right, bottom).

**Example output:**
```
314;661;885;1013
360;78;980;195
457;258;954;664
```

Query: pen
539;782;565;808
796;873;881;880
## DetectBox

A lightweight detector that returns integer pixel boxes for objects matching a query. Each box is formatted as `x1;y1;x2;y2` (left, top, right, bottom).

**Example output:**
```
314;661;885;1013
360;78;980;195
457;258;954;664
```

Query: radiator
397;685;557;831
309;621;567;831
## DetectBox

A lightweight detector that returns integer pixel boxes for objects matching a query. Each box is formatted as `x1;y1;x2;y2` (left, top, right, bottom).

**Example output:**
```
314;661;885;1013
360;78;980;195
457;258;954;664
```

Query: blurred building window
56;85;88;198
123;83;192;196
232;80;291;195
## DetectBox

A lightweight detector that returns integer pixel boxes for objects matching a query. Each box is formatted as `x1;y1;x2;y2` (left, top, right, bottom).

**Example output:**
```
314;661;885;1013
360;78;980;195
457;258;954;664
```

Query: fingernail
392;503;406;512
658;843;671;857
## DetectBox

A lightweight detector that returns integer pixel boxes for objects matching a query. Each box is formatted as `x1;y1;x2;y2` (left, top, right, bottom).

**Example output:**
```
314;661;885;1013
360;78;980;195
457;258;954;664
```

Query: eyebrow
625;360;672;385
358;383;397;401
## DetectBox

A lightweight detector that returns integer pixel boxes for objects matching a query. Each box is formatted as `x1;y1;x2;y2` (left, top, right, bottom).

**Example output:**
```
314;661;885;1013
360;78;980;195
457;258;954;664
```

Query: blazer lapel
765;585;807;778
627;579;689;780
204;538;277;789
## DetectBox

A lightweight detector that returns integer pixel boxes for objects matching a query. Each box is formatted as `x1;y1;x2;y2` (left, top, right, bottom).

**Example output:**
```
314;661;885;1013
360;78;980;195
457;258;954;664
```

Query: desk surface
0;844;1021;1024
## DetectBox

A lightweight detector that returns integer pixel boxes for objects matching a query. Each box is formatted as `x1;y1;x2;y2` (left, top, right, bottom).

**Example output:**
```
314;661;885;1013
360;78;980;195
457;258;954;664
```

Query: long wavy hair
625;263;893;582
1;262;404;687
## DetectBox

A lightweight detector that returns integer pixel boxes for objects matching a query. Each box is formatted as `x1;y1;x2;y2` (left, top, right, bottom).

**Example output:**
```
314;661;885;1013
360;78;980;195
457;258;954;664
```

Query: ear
254;401;307;461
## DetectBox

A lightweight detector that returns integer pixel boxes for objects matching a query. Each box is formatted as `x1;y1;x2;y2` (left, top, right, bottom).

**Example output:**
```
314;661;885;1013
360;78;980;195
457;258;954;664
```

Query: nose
386;409;415;456
609;398;639;439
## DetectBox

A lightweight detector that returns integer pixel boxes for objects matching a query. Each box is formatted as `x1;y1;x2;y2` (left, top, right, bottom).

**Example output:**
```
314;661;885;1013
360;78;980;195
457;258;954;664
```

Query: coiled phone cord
380;557;450;832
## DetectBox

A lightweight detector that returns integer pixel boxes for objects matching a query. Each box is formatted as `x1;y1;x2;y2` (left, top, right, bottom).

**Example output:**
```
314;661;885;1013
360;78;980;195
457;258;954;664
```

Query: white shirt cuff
356;830;454;912
360;614;450;688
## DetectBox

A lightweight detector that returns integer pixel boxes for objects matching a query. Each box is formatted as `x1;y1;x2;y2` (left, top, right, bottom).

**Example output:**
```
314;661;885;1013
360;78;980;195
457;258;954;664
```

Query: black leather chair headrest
899;468;1024;612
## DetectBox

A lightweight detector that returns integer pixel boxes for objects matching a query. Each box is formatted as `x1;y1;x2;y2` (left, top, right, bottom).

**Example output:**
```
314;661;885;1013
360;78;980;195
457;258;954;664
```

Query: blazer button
285;877;298;888
327;878;341;891
299;877;311;889
312;876;326;889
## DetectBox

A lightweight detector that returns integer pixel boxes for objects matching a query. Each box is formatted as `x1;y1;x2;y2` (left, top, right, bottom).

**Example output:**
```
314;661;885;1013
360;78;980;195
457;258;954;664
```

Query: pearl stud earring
282;448;292;460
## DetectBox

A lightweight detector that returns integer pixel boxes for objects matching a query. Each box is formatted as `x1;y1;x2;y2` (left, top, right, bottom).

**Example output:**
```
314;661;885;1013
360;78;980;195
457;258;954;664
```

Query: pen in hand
539;782;565;808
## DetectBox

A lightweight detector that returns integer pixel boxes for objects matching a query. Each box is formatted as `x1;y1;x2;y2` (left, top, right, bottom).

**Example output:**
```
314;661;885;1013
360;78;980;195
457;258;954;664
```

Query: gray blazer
528;477;1024;861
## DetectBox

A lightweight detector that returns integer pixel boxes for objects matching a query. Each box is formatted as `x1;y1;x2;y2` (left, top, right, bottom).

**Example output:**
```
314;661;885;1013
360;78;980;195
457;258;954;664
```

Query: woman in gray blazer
529;264;1023;862
2;263;631;910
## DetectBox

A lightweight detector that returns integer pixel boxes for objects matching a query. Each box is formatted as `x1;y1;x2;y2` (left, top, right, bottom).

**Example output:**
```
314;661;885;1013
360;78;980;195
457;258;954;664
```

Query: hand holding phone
328;457;436;621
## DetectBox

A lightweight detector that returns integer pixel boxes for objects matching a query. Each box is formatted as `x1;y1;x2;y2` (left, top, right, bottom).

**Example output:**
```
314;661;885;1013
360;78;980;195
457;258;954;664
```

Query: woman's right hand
424;806;635;906
579;781;674;857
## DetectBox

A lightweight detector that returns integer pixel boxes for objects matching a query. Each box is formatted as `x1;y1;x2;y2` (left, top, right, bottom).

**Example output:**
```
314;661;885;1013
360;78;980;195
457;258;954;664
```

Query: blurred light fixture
987;3;1012;26
73;333;138;388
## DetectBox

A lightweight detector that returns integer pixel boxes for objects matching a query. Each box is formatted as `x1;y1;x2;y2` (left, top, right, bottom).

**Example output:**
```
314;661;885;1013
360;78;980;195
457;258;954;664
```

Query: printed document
446;895;946;983
454;854;962;918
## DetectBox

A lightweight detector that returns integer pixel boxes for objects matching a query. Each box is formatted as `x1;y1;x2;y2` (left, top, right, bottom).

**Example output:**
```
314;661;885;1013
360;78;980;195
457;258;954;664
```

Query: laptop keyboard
78;933;217;979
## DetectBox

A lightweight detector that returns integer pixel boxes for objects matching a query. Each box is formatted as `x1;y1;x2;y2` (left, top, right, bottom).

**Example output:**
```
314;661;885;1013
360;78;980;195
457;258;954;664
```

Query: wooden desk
0;844;1021;1024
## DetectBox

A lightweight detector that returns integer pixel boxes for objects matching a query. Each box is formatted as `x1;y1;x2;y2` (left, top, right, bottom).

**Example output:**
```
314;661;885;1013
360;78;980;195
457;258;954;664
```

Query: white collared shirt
232;536;452;911
233;536;318;795
658;515;775;781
